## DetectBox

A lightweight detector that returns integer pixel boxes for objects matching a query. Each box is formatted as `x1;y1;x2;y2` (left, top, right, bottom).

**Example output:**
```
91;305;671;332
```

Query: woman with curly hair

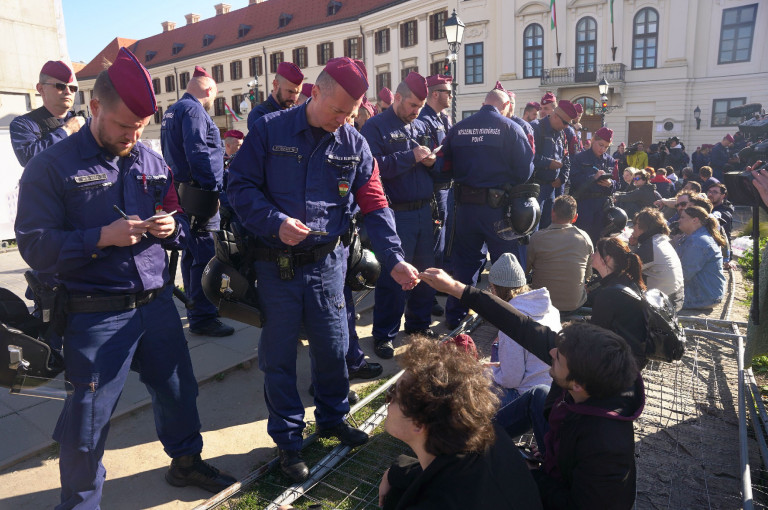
378;336;542;510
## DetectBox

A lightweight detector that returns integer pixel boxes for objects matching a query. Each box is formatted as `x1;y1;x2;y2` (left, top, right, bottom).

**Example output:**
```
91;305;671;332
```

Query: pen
308;230;329;236
113;204;148;238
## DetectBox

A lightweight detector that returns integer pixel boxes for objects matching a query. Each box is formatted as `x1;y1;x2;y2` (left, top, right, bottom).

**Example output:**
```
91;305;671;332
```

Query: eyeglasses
436;90;452;95
44;82;78;93
676;203;688;209
385;384;397;405
633;177;644;181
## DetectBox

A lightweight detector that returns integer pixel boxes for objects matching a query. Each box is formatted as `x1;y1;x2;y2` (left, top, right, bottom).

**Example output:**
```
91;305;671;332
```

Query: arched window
575;17;597;82
523;24;544;78
573;97;598;116
633;8;658;69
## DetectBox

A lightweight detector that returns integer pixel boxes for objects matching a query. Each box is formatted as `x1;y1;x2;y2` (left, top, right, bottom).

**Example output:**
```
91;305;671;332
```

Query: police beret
526;101;541;111
404;72;427;101
378;87;394;104
223;130;244;140
360;96;375;117
426;74;452;87
107;48;156;118
555;100;578;121
352;59;368;80
301;82;314;97
193;66;212;79
724;134;734;143
574;103;584;115
324;57;368;100
493;81;515;99
277;62;304;85
541;92;556;105
594;127;614;142
40;60;75;84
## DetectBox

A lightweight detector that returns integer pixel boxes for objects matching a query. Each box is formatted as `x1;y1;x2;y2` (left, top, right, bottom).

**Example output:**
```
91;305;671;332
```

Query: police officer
570;127;618;244
220;130;244;232
361;72;437;359
559;102;584;198
223;129;244;168
438;88;534;329
523;101;540;123
14;48;235;509
10;60;85;167
710;134;737;180
376;86;394;113
228;57;419;482
539;92;556;119
496;82;535;153
530;100;578;229
161;66;234;337
246;61;304;131
297;82;314;106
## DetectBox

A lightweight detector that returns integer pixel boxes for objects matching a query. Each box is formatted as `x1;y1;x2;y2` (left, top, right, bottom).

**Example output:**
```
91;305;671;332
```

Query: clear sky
63;0;251;64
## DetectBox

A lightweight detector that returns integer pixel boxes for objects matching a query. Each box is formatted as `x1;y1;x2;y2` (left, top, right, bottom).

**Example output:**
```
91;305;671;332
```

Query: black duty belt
254;237;340;266
67;286;165;313
389;199;431;212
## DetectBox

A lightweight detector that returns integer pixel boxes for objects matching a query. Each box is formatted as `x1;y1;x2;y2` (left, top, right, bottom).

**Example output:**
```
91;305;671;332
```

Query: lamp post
694;105;701;130
248;75;260;108
444;9;465;124
598;77;609;127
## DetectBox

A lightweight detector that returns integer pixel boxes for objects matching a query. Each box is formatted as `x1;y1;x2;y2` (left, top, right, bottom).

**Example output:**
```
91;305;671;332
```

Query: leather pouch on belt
487;188;507;209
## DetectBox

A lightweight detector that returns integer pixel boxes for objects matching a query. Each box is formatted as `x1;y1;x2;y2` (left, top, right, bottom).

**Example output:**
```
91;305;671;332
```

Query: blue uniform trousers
575;197;609;245
344;285;365;371
372;204;435;341
181;230;218;328
255;245;350;451
445;203;526;326
433;189;450;269
537;183;556;230
54;286;202;510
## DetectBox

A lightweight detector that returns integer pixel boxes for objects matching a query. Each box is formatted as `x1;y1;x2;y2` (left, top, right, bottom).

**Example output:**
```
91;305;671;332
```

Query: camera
722;140;768;211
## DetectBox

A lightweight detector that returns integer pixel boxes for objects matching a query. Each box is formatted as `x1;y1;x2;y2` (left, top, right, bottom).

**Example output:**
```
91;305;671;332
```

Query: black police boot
318;423;369;447
349;362;383;380
279;449;309;482
189;319;235;337
165;454;237;493
431;297;445;317
403;327;439;339
374;339;395;360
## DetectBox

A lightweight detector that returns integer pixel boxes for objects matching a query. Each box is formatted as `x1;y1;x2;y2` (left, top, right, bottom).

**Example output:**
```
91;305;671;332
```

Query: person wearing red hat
361;71;439;359
710;134;738;180
10;60;85;167
228;56;419;482
523;102;540;123
570;126;619;243
539;92;556;119
15;47;236;508
297;82;314;106
161;66;235;338
219;130;245;230
377;86;394;112
559;105;584;199
246;61;304;131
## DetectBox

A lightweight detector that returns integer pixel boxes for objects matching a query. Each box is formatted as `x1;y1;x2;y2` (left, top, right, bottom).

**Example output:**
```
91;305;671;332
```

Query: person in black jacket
420;268;644;510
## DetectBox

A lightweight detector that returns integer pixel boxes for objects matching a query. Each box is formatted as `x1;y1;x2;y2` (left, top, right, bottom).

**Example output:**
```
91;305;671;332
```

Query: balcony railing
540;63;626;87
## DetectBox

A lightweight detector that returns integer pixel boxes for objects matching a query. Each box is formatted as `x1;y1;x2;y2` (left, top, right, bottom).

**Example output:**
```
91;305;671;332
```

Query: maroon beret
526;101;541;111
193;66;212;79
447;333;479;360
724;134;735;143
541;92;556;105
403;72;427;101
426;74;452;87
276;62;304;85
223;130;244;140
352;59;368;80
360;96;375;117
107;48;156;117
378;87;394;104
574;103;584;114
555;100;578;120
493;81;515;99
301;82;314;97
40;60;75;83
324;57;368;100
594;127;614;142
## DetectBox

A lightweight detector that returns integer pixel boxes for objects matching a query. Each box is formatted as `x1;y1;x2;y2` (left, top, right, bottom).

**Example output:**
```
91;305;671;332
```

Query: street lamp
694;105;701;130
444;9;465;124
597;77;610;127
598;77;609;96
248;75;260;108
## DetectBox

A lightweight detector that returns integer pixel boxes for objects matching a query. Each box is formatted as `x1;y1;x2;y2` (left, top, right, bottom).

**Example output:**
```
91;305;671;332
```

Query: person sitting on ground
378;336;542;510
697;165;720;193
628;208;685;311
650;167;675;198
675;205;727;310
613;169;661;220
487;253;555;454
527;195;593;313
419;268;644;510
619;166;636;192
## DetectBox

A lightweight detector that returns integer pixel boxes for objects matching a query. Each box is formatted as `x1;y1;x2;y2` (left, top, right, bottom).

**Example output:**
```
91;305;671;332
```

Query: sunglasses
44;82;78;93
633;177;645;181
385;384;397;405
436;89;452;95
676;202;689;208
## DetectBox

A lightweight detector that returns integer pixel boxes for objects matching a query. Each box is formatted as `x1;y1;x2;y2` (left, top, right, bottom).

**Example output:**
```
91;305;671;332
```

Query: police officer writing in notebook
15;48;235;509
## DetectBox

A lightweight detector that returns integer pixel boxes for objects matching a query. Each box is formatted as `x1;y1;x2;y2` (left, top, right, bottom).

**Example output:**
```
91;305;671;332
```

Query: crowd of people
7;49;763;510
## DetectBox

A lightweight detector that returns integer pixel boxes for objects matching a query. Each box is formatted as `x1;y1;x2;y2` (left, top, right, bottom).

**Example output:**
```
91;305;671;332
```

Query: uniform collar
480;104;500;115
77;118;140;164
289;101;346;144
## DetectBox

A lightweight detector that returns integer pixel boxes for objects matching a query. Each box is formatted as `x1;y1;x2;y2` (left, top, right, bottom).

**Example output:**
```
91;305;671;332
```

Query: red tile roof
77;0;406;80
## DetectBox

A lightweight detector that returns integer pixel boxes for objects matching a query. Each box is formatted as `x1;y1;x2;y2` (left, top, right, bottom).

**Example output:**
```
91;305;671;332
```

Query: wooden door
579;115;603;145
627;121;653;146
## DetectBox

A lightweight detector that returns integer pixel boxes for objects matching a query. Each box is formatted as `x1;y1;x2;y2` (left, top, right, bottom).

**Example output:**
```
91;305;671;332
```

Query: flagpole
610;0;617;62
552;0;561;66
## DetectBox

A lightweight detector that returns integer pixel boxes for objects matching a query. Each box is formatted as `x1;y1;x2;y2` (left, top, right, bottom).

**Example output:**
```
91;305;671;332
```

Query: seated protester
378;336;542;510
675;205;727;310
697;165;720;193
675;166;696;193
589;237;650;368
650;167;675;198
619;166;637;192
419;269;644;510
487;254;555;453
629;208;685;311
707;182;734;241
613;169;661;220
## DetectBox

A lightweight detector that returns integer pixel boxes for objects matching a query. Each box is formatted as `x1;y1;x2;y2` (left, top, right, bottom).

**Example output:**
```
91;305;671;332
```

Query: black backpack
613;285;686;363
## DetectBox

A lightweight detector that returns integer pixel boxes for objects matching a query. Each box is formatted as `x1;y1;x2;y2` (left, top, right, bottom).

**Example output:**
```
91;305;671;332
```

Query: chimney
185;13;201;25
161;21;176;32
249;0;266;4
215;3;231;15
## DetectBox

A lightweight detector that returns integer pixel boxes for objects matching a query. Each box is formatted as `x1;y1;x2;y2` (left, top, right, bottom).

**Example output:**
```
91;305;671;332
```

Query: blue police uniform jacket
440;105;534;188
360;107;435;204
709;143;730;173
14;120;188;294
570;148;617;198
160;92;224;191
227;102;405;273
692;150;711;172
247;95;282;132
562;125;582;182
510;115;535;154
10;107;76;166
530;117;566;183
418;104;450;146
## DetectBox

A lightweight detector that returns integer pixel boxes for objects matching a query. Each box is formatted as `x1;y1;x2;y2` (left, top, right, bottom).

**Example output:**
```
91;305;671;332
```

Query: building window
401;66;419;81
317;42;334;65
279;13;292;28
249;56;263;77
145;50;157;62
343;37;362;59
238;24;251;38
152;78;161;94
78;91;85;104
154;106;163;125
523;24;544;78
401;20;417;48
429;11;447;41
270;52;284;73
293;47;308;68
632;8;658;69
327;0;342;16
575;17;597;81
214;97;226;117
375;28;390;54
179;72;190;89
465;42;483;85
232;94;245;114
172;43;184;55
712;97;747;127
430;59;449;76
203;34;215;47
211;65;224;84
462;110;478;120
165;75;175;93
718;4;757;64
230;60;242;81
376;72;391;94
573;97;598;116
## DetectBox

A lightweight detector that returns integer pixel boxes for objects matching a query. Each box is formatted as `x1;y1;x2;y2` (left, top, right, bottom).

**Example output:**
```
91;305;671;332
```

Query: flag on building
550;0;557;30
610;0;615;24
224;102;242;122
